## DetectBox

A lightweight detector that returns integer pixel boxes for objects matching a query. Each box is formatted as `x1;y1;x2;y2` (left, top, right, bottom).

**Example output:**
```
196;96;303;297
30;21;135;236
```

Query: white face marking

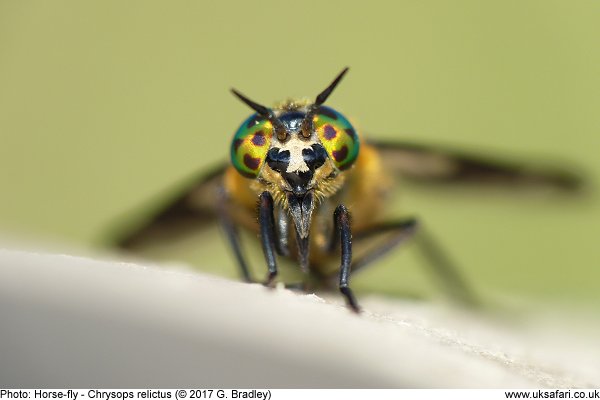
278;135;314;174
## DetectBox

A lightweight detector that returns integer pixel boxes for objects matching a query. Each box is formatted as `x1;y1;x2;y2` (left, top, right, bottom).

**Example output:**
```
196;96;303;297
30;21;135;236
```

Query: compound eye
230;114;273;178
313;106;359;170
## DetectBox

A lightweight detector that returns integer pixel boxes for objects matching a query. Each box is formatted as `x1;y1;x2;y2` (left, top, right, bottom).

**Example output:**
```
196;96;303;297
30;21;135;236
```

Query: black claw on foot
340;286;360;313
263;272;277;287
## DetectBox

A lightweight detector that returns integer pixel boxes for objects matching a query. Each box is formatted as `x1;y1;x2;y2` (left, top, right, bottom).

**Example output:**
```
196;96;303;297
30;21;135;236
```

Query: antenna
231;88;287;140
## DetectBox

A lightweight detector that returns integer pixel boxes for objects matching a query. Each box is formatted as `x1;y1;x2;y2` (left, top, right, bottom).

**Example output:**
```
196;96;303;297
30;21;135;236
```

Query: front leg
334;204;360;312
259;191;278;286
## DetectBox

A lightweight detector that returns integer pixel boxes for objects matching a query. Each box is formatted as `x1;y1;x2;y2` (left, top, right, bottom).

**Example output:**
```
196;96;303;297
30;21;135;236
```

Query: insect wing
368;139;582;192
110;164;228;250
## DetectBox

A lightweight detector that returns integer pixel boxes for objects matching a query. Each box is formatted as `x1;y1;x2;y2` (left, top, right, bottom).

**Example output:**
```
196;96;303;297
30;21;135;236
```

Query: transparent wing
107;164;228;250
368;139;583;191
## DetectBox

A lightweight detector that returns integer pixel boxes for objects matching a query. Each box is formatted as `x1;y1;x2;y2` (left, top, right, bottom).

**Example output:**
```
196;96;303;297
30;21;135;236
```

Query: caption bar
2;389;600;400
0;392;269;400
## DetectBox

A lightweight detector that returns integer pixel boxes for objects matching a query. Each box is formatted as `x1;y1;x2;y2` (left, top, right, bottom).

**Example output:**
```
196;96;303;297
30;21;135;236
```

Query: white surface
0;248;598;388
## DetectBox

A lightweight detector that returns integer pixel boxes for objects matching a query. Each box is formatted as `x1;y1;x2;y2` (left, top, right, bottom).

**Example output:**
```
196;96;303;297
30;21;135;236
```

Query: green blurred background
1;1;598;306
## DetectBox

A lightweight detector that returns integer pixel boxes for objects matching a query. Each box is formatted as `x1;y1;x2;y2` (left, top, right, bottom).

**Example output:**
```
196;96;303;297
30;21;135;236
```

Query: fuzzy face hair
251;99;347;211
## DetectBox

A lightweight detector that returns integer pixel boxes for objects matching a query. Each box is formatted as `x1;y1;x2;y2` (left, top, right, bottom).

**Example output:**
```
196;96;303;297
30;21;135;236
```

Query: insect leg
333;204;360;312
275;208;290;257
219;190;284;287
217;189;254;283
259;191;278;286
413;226;479;307
346;219;478;307
350;219;419;274
219;211;253;283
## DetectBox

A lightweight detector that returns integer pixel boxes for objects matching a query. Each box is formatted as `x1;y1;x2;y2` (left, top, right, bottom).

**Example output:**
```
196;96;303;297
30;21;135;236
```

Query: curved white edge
0;248;596;388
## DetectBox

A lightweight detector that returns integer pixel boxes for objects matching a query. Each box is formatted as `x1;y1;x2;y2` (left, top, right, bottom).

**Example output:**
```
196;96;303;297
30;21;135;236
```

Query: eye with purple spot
230;113;273;178
313;106;359;170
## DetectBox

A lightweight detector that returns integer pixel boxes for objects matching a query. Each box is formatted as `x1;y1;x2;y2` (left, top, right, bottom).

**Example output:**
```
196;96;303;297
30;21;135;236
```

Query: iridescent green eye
313;106;359;170
230;114;273;178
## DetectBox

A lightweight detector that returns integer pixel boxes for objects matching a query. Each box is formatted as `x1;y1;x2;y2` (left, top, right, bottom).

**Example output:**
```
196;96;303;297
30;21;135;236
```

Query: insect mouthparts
287;191;315;240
